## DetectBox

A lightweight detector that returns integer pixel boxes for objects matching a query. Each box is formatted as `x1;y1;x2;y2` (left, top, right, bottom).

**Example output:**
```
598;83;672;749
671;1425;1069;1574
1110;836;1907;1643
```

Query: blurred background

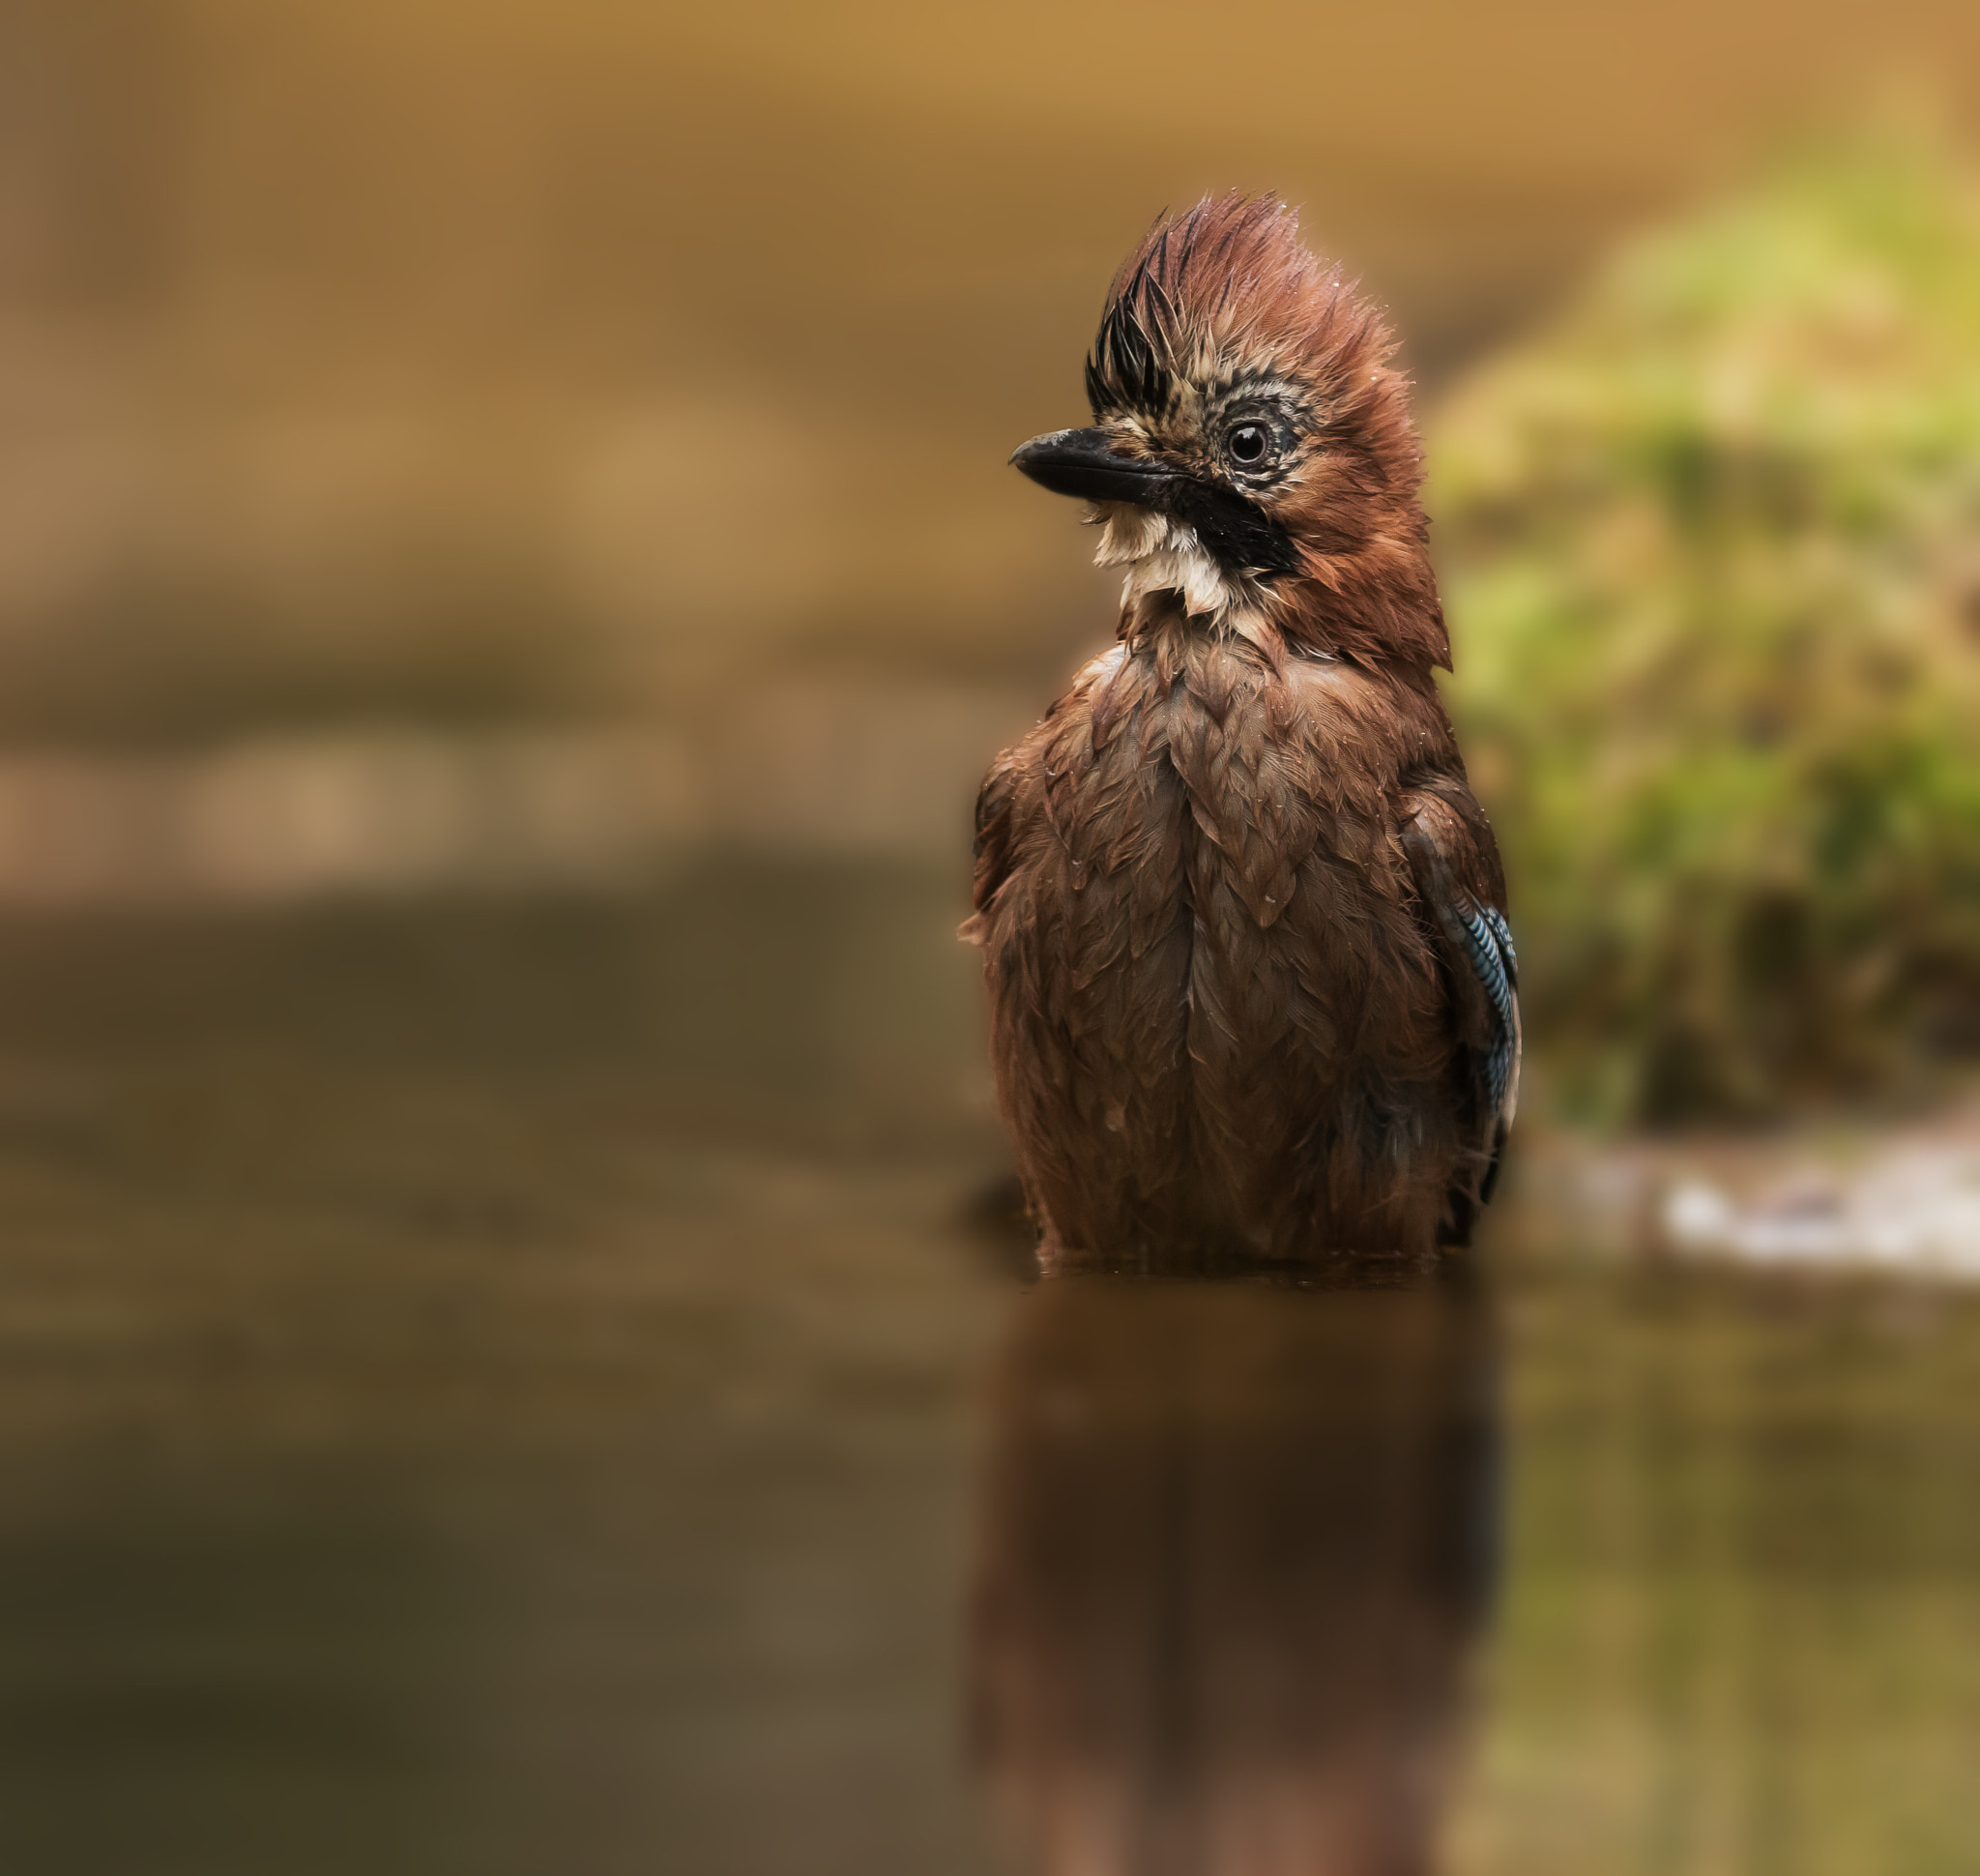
2;2;1979;1872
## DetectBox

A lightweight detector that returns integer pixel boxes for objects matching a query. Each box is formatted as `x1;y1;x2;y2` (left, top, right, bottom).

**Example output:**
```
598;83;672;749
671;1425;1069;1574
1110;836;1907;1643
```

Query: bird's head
1012;193;1447;668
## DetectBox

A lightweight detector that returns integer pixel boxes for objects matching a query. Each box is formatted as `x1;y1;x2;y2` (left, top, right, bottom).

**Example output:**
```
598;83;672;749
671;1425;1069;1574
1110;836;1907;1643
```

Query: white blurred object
1663;1145;1980;1278
0;678;1033;906
0;729;705;906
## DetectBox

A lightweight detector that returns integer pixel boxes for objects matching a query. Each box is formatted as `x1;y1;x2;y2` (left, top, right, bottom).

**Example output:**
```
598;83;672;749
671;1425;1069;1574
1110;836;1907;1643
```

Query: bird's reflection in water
970;1266;1497;1876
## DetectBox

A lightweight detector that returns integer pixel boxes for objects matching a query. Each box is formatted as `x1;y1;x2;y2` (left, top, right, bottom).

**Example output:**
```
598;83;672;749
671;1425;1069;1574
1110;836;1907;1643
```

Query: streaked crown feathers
1086;195;1394;435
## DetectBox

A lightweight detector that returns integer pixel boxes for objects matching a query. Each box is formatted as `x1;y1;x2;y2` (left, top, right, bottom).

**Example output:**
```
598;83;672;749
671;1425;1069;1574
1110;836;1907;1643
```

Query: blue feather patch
1459;902;1520;1114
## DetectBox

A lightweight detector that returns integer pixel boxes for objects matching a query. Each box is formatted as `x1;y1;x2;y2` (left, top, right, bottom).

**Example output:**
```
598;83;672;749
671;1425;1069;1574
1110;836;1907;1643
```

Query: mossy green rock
1434;130;1980;1122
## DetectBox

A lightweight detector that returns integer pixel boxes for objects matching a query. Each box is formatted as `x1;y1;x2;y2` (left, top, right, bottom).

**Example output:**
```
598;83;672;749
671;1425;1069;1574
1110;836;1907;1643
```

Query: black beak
1009;428;1177;505
1010;425;1305;581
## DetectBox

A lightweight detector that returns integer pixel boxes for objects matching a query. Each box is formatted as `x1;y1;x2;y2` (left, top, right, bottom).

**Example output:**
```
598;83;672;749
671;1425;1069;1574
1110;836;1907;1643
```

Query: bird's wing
1397;784;1521;1242
960;746;1023;944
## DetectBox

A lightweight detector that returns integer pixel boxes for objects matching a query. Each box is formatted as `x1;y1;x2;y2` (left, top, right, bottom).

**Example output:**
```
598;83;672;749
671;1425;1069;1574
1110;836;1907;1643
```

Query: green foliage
1433;128;1980;1124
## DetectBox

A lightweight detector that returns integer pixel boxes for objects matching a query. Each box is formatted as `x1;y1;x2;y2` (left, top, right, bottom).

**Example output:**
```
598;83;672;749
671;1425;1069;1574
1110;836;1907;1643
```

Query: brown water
0;857;1975;1875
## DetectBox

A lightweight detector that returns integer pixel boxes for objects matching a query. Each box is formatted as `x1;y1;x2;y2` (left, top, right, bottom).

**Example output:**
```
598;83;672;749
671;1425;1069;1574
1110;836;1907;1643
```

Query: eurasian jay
964;194;1518;1269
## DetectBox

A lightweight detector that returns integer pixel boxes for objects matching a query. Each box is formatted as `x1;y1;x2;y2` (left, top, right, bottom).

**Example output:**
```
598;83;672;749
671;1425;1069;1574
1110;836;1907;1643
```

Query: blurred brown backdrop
2;11;1980;1876
4;0;1979;759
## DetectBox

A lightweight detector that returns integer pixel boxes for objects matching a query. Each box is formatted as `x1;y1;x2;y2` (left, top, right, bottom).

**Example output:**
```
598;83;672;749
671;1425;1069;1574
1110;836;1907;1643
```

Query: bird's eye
1227;423;1270;467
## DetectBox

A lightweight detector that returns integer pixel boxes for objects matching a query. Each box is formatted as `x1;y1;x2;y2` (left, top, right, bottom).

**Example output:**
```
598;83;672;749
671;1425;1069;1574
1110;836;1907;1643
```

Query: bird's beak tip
1008;430;1071;472
1008;428;1171;504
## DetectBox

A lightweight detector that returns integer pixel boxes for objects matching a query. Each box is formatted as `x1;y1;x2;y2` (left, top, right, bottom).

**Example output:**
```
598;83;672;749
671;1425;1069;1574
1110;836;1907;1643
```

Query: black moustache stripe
1160;479;1302;579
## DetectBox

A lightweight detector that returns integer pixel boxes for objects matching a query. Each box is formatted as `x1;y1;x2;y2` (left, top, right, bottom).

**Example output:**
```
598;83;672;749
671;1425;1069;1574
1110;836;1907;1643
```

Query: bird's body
967;195;1518;1269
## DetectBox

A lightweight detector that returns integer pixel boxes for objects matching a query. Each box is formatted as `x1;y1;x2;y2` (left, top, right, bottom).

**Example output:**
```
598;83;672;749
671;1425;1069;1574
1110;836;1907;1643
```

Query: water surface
0;857;1974;1874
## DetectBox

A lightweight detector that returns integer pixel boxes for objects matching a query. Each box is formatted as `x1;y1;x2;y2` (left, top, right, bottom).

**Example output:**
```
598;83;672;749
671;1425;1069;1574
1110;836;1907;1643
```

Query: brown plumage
964;194;1519;1270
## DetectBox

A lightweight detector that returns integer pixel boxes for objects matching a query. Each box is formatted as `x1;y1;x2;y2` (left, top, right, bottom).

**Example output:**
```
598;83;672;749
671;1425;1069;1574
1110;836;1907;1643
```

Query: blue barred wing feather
1463;900;1520;1122
1398;800;1521;1240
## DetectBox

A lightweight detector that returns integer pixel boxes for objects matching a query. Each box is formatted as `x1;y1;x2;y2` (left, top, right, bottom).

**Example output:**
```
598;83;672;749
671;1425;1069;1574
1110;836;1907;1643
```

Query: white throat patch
1091;505;1265;623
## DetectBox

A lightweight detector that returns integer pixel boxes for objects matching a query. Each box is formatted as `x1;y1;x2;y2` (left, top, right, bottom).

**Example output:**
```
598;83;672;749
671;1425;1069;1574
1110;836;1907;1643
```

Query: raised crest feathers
1084;194;1393;420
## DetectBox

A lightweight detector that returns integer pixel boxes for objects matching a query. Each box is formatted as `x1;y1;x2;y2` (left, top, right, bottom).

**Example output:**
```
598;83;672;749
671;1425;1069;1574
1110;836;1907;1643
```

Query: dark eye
1227;423;1270;467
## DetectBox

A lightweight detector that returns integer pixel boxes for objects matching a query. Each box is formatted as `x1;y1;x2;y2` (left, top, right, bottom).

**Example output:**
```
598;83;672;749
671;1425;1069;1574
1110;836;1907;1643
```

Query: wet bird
963;194;1518;1269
